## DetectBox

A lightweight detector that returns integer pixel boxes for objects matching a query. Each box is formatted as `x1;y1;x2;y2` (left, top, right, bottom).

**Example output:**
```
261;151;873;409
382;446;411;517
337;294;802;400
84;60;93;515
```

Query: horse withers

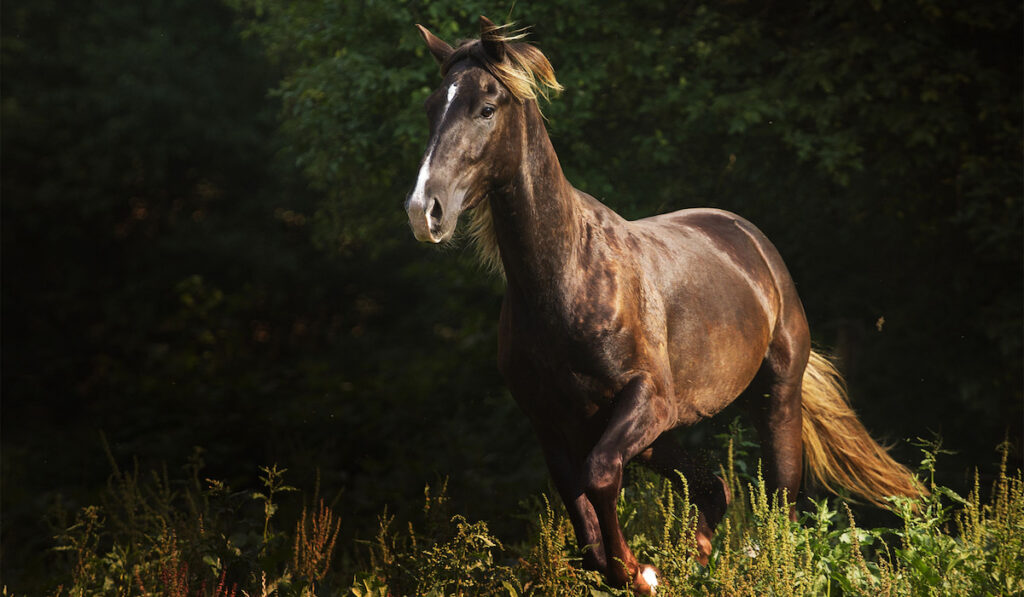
404;16;922;594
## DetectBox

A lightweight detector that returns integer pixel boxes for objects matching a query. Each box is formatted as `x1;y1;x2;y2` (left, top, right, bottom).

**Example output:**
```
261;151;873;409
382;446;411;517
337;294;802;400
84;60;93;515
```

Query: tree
234;0;1021;466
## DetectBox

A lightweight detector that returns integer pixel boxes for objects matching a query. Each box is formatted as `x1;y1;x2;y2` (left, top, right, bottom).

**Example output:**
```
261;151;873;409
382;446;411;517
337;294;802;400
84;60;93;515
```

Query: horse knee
584;451;623;498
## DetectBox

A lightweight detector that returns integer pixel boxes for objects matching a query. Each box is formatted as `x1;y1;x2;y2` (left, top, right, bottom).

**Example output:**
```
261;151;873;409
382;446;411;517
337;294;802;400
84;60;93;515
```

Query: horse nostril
429;197;443;226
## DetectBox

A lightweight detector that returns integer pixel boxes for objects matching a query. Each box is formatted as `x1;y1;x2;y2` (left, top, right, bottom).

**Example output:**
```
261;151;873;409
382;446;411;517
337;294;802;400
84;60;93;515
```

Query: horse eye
480;105;496;119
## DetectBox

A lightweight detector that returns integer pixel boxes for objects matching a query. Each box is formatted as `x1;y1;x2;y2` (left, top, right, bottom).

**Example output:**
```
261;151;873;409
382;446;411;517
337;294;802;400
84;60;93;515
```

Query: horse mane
464;198;500;275
443;23;564;277
441;23;563;103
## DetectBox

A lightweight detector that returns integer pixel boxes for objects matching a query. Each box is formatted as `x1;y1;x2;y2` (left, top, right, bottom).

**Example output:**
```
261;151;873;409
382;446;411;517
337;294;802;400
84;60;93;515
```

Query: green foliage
884;440;1024;595
3;4;534;589
230;0;1022;463
3;0;1020;592
352;480;521;596
49;451;308;595
514;495;596;596
43;437;1023;596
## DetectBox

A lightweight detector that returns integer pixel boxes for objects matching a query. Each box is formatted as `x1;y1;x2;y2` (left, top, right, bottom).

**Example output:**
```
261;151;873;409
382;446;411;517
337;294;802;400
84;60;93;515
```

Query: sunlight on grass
40;433;1023;596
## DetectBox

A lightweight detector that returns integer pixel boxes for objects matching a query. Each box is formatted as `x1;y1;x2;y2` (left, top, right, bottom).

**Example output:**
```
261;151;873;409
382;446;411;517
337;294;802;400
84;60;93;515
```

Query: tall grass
34;432;1023;596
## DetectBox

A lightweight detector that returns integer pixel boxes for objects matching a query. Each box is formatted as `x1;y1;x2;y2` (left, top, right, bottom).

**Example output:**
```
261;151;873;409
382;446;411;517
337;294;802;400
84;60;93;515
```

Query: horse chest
499;295;642;417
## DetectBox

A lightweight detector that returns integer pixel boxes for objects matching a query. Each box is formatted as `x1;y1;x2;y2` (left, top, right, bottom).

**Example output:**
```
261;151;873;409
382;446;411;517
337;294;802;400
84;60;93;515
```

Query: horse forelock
441;34;562;103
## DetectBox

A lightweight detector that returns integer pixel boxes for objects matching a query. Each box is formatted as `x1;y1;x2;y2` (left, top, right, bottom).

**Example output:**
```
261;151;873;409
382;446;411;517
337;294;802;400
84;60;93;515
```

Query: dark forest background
2;0;1020;590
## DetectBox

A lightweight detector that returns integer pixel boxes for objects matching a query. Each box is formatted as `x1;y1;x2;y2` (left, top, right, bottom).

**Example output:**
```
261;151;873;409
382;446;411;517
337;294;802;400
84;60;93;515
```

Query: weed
292;500;341;583
36;431;1024;596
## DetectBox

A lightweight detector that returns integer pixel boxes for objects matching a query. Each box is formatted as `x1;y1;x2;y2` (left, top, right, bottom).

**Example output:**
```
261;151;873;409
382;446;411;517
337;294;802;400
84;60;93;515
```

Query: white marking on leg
641;566;659;592
745;541;761;558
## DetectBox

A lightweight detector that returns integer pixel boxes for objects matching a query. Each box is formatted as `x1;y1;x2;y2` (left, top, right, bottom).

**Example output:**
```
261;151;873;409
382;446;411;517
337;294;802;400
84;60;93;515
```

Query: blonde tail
801;350;925;507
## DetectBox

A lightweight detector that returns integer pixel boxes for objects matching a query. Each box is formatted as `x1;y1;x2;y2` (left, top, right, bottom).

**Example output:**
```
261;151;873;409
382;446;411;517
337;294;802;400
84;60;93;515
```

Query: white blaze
409;83;459;209
445;82;458;113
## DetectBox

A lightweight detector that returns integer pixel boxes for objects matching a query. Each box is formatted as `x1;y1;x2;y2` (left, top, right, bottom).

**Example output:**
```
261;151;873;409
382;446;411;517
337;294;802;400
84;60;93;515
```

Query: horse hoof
633;564;659;595
694;502;719;566
695;529;712;566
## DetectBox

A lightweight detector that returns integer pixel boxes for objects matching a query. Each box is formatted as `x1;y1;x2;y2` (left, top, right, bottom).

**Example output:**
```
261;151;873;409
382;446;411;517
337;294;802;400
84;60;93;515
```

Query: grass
26;431;1024;596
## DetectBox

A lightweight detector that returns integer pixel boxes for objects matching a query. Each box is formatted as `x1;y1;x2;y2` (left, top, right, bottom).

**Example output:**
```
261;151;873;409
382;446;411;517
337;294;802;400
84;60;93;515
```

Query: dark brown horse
405;17;921;594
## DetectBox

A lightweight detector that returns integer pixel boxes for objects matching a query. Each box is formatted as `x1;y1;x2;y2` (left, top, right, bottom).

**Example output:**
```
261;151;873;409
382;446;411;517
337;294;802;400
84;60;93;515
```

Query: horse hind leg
746;317;810;520
635;434;731;565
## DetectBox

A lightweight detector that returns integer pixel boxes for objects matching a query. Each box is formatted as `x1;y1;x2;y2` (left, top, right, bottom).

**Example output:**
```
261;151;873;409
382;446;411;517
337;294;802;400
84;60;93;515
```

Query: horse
404;16;922;594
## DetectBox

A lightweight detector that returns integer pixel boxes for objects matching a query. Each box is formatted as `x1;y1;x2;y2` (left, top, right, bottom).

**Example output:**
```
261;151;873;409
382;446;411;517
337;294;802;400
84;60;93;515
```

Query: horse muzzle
406;194;447;243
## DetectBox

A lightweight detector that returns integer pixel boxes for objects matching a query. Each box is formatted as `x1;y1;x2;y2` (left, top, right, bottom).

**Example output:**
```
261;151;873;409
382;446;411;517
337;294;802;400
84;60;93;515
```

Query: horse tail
800;349;925;507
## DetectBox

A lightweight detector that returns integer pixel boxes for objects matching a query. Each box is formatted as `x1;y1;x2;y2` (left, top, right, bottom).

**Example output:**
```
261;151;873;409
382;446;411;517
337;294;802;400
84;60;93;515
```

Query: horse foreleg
536;429;607;572
583;373;666;594
636;434;731;565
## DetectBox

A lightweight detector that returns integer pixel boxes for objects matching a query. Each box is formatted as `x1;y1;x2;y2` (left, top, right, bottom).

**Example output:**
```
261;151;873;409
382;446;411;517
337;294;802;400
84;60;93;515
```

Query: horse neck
488;100;582;295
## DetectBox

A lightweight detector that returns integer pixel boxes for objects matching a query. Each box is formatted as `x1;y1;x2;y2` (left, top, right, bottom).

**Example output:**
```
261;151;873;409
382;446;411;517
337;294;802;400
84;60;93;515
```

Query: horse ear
416;24;454;67
479;15;506;62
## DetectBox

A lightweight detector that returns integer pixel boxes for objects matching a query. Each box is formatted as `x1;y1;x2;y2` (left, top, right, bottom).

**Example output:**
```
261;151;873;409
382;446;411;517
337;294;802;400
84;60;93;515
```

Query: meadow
43;430;1023;596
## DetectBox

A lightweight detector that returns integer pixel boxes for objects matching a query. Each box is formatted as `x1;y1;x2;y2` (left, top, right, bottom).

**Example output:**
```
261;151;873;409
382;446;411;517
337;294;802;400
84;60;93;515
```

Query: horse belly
676;344;767;423
659;267;774;424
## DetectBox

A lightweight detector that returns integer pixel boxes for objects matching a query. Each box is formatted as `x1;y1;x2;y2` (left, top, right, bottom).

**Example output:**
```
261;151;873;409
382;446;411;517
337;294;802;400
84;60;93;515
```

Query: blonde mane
442;23;563;102
444;23;563;277
466;199;502;275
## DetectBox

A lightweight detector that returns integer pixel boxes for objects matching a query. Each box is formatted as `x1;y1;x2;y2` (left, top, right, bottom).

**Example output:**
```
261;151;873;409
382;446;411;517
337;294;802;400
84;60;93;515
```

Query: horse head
404;16;560;244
